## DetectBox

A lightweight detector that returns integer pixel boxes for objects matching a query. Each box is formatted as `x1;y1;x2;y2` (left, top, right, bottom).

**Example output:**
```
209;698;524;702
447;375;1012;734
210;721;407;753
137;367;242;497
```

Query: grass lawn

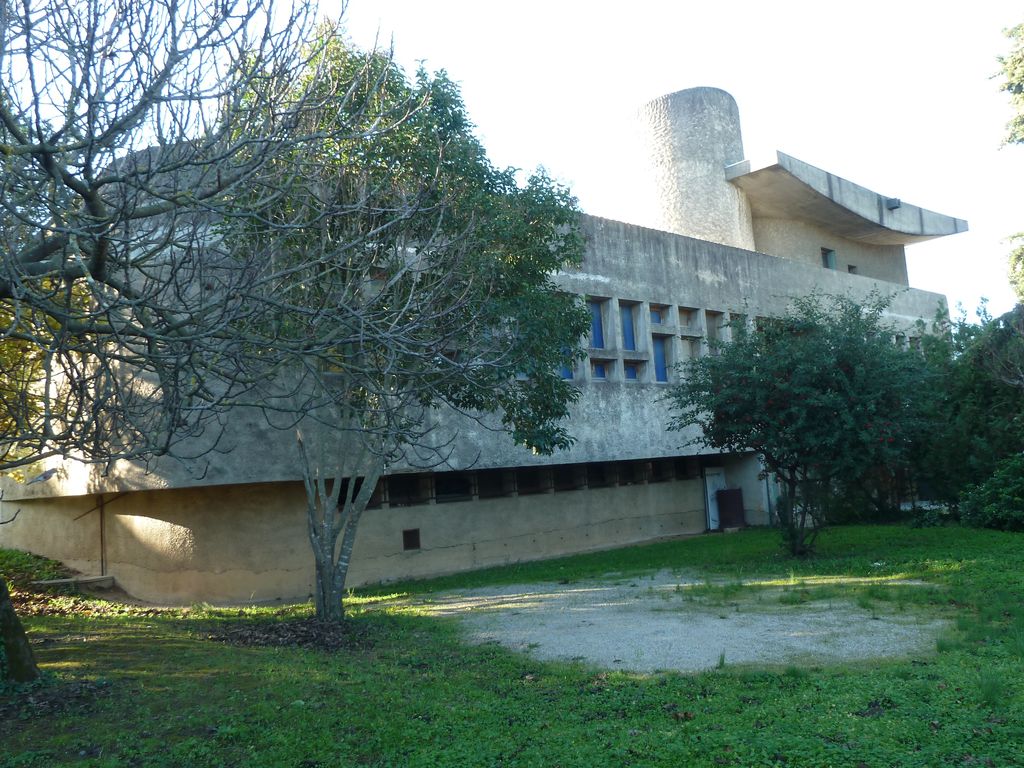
2;525;1024;767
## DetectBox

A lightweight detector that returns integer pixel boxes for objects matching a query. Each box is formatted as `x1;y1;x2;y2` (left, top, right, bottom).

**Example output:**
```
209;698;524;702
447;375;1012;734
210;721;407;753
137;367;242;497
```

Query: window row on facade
354;456;702;510
570;297;748;384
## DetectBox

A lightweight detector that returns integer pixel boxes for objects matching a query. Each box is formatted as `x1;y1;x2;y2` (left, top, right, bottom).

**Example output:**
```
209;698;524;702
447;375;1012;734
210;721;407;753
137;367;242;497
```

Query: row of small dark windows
355;457;702;510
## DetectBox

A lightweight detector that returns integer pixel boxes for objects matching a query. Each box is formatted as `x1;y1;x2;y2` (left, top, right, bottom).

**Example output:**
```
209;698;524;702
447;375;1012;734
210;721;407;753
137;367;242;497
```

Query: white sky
336;0;1023;319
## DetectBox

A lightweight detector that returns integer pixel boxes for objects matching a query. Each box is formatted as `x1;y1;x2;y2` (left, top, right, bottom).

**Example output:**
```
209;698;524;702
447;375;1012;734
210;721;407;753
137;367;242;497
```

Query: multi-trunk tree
225;37;588;621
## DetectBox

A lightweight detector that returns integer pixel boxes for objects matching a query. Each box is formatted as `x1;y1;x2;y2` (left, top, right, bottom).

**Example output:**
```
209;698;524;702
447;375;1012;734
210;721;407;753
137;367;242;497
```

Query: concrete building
0;88;966;604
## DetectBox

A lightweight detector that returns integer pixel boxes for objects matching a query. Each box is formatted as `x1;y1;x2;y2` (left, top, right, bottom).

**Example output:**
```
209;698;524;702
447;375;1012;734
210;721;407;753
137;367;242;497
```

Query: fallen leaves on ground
0;678;114;722
203;617;376;652
10;586;169;617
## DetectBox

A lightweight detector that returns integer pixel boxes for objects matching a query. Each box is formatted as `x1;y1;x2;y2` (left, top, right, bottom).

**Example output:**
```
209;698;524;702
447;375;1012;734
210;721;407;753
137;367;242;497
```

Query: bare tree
0;0;401;681
0;0;381;471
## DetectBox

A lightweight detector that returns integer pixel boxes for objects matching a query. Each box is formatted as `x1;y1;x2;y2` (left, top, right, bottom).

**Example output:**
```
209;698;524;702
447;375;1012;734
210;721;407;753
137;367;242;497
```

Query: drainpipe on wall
98;495;107;577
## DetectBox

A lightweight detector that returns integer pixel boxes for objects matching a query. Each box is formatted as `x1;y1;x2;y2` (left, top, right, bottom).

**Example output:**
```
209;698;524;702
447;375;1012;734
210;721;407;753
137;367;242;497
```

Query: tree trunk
0;576;40;683
314;548;347;623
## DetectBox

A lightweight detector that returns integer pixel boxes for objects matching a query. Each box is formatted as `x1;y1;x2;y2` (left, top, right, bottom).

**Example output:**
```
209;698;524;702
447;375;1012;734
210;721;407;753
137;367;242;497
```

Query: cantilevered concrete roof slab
726;151;968;246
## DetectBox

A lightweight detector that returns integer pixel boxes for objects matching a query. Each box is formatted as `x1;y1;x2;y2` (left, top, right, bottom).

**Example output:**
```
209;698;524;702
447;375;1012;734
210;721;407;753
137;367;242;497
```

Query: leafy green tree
225;36;588;621
999;23;1024;146
999;23;1024;301
917;305;1024;507
666;295;932;555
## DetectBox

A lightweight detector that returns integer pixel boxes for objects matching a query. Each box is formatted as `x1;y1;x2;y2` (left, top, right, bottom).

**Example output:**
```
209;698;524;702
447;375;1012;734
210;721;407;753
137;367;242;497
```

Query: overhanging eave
726;151;968;246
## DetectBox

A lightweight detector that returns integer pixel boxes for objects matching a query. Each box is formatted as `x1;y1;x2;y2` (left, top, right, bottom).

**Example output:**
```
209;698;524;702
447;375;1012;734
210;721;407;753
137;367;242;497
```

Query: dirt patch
409;571;950;673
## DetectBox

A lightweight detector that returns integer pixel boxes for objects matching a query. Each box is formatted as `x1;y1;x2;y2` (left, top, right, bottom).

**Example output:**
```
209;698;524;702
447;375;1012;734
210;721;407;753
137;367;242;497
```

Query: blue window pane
653;337;668;382
560;364;574;380
624;363;638;380
592;361;606;380
620;305;636;351
589;301;605;348
650;308;662;324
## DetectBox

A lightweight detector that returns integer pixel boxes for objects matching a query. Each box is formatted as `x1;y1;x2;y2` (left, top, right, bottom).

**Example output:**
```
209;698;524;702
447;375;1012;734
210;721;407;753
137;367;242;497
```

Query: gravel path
411;571;949;673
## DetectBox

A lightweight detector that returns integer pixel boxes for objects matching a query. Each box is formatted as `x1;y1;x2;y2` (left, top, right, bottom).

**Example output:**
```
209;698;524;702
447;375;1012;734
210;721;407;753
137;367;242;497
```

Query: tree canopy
998;23;1024;301
667;294;932;554
220;34;588;620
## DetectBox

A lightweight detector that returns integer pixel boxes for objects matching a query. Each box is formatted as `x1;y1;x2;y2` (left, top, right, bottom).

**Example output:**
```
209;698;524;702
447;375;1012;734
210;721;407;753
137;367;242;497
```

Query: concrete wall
0;211;947;604
752;217;909;285
1;472;710;603
0;215;946;503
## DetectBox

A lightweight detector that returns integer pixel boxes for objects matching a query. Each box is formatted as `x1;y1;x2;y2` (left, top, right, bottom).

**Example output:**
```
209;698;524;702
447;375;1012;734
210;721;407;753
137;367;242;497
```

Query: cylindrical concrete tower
638;87;755;249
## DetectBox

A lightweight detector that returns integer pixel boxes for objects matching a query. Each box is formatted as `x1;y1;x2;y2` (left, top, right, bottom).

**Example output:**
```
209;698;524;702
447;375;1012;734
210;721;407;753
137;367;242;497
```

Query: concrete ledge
32;575;115;589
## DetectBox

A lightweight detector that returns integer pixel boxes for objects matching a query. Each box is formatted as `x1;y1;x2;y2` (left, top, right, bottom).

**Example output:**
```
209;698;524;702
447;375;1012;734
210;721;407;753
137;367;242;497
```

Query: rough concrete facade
0;87;966;604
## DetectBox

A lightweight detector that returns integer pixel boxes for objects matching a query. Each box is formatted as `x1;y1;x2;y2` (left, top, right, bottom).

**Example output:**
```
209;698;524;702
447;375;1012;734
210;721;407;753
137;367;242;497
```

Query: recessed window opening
387;474;429;507
337;477;383;509
652;337;669;382
552;464;581;491
679;307;698;331
650;304;668;325
587;462;614;488
620;461;646;486
624;362;640;380
650;459;674;482
435;472;472;503
620;303;637;351
821;248;837;269
516;467;548;495
588;299;606;348
705;311;723;341
402;528;421;551
591;360;608;380
674;457;699;480
476;469;508;499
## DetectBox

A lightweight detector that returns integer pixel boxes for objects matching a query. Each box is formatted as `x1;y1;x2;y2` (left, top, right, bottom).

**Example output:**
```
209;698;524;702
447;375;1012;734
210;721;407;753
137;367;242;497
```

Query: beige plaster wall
752;217;909;285
1;475;708;604
0;495;102;577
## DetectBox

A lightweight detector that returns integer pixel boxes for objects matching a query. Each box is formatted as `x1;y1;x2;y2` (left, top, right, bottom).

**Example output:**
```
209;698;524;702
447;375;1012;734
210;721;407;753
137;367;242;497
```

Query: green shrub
961;453;1024;531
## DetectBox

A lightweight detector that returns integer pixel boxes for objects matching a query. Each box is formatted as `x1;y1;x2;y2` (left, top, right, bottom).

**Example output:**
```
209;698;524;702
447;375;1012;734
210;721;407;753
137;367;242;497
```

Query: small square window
586;462;615;488
516;467;549;495
591;361;608;380
552;464;582;491
477;469;509;499
402;528;421;551
848;265;858;275
624;363;639;380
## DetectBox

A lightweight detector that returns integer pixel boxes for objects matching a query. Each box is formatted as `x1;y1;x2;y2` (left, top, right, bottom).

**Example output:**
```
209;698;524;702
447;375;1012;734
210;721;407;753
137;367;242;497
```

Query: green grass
3;525;1024;767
